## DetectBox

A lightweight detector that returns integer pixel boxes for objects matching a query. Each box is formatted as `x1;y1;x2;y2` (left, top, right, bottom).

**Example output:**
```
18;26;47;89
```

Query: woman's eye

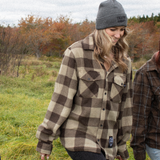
110;29;116;31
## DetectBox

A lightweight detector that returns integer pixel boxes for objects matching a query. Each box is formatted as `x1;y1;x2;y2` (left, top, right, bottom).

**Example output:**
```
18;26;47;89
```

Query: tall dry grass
0;56;151;160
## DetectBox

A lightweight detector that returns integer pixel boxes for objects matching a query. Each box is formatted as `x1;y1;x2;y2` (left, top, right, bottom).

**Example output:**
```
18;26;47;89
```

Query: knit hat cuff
96;13;127;30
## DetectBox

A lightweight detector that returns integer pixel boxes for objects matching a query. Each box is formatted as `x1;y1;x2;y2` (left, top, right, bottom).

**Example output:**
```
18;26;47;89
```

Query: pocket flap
114;75;125;87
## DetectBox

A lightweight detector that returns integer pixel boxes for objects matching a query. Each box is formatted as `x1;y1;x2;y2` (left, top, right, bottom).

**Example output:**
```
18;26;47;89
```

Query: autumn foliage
0;14;160;76
17;15;95;58
127;20;159;60
1;14;159;59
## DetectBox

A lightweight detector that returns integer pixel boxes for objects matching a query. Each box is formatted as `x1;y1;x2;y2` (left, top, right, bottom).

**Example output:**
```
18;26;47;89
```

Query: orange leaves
18;15;75;57
18;15;55;58
8;15;96;58
127;20;159;60
78;19;95;39
1;14;159;60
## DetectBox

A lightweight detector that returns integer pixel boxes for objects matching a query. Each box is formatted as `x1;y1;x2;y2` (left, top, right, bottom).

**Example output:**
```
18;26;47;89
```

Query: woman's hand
116;155;124;160
40;153;50;160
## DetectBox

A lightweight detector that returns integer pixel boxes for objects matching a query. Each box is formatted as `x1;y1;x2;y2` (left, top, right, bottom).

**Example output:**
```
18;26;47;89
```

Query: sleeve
36;48;78;154
117;59;133;159
130;69;152;160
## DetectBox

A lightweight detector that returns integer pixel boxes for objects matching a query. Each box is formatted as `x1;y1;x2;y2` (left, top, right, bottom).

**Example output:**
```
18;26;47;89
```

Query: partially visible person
131;51;160;160
36;0;133;160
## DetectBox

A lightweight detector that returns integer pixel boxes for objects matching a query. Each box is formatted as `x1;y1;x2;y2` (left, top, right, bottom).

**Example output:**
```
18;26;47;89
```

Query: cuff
117;149;129;159
36;140;53;155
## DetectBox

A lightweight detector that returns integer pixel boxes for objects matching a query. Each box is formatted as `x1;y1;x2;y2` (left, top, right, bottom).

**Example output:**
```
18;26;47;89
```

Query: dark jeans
66;149;108;160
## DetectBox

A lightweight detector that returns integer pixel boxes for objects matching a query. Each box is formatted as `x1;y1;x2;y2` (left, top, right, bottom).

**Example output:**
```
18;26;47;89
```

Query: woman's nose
114;32;121;38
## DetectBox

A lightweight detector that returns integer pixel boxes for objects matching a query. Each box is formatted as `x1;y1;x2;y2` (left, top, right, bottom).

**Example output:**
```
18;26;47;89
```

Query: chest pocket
110;75;126;103
78;70;101;98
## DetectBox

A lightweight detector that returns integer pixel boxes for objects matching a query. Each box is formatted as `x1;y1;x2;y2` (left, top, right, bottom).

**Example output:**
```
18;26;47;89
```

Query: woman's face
105;26;125;44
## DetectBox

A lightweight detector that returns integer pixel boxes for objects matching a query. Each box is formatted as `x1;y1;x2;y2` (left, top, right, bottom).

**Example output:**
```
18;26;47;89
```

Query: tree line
128;13;160;24
0;14;160;76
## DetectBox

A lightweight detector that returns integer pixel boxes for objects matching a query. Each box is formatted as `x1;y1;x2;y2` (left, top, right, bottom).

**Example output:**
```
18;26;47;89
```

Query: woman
36;0;132;160
131;51;160;160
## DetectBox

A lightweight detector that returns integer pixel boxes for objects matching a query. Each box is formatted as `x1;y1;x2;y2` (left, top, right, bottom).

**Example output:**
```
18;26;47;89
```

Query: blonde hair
94;28;129;72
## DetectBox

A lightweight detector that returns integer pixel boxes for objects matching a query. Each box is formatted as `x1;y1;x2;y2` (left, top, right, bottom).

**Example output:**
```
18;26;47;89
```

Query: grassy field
0;56;150;160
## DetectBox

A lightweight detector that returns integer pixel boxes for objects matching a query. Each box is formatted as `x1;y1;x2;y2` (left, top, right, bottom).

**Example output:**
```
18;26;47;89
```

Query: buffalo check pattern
36;33;133;160
131;53;160;160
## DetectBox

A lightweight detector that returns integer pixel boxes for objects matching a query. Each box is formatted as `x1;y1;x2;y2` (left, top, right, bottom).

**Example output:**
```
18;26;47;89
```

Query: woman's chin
112;42;117;46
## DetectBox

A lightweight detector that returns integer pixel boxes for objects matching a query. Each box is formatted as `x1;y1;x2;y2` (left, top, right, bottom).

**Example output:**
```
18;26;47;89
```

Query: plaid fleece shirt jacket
36;33;133;160
131;53;160;160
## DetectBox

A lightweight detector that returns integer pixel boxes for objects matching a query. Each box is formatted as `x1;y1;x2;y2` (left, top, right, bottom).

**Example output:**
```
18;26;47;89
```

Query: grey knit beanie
96;0;127;30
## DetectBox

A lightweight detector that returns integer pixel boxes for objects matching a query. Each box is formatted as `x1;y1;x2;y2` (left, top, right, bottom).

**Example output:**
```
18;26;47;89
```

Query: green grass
0;57;150;159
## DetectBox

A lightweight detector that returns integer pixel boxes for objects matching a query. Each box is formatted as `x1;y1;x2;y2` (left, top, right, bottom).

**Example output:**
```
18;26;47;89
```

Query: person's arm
36;48;78;155
117;59;133;160
130;69;152;160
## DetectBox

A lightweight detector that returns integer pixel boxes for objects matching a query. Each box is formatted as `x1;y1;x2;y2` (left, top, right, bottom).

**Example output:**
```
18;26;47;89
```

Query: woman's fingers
116;155;123;160
40;153;50;160
46;155;50;159
40;154;45;160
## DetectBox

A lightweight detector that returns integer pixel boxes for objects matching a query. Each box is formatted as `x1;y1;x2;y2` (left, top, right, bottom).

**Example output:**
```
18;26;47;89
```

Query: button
104;92;107;95
103;108;105;111
100;124;103;127
97;139;100;141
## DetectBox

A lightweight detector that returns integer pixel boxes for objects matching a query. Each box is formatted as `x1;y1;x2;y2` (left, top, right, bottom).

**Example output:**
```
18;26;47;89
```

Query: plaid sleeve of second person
36;48;78;154
130;67;152;160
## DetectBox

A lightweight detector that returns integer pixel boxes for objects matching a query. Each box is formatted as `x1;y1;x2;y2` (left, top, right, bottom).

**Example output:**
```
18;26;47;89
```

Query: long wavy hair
155;51;160;68
94;28;129;72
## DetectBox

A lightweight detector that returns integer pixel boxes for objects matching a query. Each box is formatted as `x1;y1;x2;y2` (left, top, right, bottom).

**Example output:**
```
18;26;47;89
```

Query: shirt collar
146;53;159;72
82;32;95;51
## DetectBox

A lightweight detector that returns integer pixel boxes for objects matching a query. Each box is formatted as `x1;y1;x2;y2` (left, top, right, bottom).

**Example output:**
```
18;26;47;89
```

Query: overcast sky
0;0;160;26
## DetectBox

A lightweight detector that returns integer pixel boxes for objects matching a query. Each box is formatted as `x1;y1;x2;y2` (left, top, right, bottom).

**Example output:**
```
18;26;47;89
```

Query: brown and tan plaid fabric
131;53;160;160
36;33;133;160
